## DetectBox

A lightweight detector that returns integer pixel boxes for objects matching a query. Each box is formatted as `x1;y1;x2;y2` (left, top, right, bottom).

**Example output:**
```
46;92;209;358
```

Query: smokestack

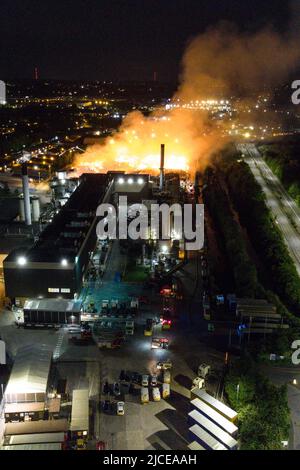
160;144;165;191
34;67;39;81
22;163;32;226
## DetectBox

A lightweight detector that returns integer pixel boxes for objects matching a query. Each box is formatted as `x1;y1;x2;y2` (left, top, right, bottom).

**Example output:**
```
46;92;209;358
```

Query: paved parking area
0;240;224;450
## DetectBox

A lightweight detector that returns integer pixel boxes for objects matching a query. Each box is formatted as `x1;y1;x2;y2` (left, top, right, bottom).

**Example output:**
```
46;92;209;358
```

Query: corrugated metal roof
189;410;238;449
1;443;62;451
189;425;227;451
5;344;52;397
70;389;89;432
24;298;82;313
190;398;238;436
8;432;65;445
5;419;68;435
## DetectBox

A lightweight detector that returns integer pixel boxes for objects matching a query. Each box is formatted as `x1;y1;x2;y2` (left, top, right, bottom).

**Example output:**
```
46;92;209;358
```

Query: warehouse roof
70;389;89;432
5;419;68;436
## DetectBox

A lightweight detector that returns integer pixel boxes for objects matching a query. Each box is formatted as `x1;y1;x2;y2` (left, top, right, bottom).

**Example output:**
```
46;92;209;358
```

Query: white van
152;387;161;402
141;387;149;404
162;383;170;399
163;370;171;384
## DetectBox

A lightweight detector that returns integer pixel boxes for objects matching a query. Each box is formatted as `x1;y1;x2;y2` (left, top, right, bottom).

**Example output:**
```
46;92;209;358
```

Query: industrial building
3;143;181;310
4;344;52;405
3;173;110;302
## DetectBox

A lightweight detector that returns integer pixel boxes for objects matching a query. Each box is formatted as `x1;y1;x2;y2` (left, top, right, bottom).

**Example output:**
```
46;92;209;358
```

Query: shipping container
189;424;227;451
188;410;238;450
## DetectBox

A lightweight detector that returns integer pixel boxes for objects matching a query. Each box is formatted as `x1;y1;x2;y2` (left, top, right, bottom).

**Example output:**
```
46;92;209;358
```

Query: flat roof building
4;344;52;404
4;173;109;301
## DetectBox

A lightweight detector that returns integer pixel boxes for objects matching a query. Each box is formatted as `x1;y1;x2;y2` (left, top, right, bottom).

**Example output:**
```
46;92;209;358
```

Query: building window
48;288;60;293
61;288;71;293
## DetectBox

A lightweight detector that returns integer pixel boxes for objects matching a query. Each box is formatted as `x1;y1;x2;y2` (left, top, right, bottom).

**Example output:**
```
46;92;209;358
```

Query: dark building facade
3;173;110;302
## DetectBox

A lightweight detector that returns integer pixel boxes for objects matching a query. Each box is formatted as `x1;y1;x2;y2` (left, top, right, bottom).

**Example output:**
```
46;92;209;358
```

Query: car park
120;383;130;394
96;441;106;451
119;370;126;381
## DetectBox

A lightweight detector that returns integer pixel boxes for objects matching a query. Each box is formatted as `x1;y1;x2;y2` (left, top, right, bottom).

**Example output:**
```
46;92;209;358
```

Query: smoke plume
75;3;300;176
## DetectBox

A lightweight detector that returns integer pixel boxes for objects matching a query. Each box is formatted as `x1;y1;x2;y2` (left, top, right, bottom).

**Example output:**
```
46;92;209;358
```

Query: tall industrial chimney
160;144;165;191
22;163;32;226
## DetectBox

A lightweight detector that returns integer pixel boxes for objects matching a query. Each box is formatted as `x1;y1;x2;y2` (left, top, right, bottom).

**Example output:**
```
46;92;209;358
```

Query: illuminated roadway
237;143;300;276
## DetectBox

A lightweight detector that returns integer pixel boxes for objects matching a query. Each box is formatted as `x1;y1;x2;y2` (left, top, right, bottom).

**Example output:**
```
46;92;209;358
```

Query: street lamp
236;383;240;403
17;256;27;266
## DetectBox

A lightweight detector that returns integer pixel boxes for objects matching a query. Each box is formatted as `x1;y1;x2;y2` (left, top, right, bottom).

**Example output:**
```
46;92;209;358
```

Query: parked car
117;401;125;416
96;441;106;451
152;387;161;402
162;383;170;399
103;381;110;394
113;382;121;397
163;370;171;384
157;360;172;370
142;375;149;387
141;387;149;404
103;400;110;413
133;372;141;384
120;383;130;394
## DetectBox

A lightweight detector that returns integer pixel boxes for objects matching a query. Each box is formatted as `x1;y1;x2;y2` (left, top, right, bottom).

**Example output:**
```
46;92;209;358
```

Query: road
238;143;300;449
237;143;300;275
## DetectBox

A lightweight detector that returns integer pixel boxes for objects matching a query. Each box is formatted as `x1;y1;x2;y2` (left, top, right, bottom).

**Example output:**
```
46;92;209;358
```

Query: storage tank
31;197;40;222
19;196;25;222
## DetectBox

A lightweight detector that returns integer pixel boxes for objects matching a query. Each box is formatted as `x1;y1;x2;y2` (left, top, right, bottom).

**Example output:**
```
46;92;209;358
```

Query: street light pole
236;383;240;403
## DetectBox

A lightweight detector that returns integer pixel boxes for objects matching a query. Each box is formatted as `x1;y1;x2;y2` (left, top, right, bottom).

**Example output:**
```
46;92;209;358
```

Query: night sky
0;0;291;82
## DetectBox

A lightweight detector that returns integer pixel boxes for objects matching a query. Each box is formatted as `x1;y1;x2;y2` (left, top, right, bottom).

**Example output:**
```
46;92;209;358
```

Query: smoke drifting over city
76;6;300;176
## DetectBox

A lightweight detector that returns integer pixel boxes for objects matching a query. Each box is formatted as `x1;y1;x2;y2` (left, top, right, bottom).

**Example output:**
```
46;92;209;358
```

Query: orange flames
74;106;222;176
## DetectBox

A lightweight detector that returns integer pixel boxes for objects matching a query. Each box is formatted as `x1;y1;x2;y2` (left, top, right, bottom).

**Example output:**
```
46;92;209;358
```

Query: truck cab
198;363;210;379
